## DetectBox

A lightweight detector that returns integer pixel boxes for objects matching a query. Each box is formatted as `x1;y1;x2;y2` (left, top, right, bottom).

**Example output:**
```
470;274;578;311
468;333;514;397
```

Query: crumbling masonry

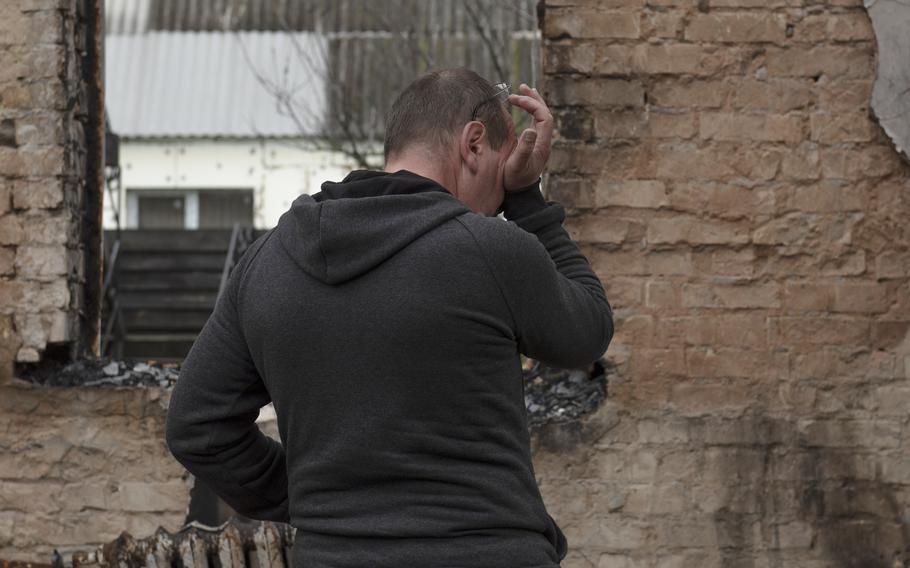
1;0;187;560
538;0;910;565
2;0;910;566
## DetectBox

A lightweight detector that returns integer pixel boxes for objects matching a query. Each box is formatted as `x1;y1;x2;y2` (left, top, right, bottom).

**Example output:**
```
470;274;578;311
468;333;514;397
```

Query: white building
104;30;361;230
103;0;539;231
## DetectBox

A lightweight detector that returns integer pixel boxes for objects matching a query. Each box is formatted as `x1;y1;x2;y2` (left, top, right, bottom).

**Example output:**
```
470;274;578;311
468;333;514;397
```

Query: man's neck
384;155;458;198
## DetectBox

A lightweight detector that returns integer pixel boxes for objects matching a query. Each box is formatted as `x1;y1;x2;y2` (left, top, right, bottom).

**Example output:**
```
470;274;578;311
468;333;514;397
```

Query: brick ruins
1;0;186;559
541;0;910;565
2;0;910;566
0;0;103;367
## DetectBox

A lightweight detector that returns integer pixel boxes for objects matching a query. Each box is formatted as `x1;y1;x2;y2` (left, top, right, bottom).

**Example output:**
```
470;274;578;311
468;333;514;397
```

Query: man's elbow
164;414;187;464
541;310;614;370
580;304;614;366
578;289;614;366
598;304;614;359
164;409;206;467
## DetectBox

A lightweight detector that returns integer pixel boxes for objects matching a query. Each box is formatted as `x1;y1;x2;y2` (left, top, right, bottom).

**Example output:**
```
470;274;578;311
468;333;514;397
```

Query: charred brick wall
0;1;187;561
0;0;103;373
534;0;910;566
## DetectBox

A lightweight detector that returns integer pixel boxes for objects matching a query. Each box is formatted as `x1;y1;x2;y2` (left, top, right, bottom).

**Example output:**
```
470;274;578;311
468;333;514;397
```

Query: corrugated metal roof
104;30;541;140
106;0;152;35
104;2;541;140
319;33;540;142
105;31;328;138
106;0;538;35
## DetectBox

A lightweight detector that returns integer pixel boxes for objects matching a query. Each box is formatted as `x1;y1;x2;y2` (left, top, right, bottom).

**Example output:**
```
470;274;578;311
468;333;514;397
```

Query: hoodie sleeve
479;178;614;369
165;245;290;523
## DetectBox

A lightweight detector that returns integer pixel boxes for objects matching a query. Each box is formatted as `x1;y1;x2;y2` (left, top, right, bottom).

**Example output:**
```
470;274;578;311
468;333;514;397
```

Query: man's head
383;67;517;215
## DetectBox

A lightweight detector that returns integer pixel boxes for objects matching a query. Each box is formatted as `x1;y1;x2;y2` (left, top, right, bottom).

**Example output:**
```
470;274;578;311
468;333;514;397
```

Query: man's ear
459;121;486;173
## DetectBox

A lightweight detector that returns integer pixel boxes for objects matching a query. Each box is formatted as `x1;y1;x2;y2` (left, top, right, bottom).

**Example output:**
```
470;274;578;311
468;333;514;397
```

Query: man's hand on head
503;84;554;191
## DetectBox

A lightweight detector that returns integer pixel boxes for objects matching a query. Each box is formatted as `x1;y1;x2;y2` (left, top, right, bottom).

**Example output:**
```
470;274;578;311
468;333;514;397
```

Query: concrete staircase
101;228;266;362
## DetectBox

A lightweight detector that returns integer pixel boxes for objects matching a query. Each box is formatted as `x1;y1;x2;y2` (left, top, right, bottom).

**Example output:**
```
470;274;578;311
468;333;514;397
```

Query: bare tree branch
225;0;539;171
464;0;509;83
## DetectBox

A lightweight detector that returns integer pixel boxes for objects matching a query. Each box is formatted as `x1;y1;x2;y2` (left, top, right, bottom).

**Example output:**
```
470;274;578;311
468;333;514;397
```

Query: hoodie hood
275;169;472;285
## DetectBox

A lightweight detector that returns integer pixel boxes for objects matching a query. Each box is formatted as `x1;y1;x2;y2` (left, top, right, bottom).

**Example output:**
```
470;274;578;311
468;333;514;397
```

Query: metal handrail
217;223;255;304
101;239;120;297
101;296;125;359
100;237;128;358
217;223;241;304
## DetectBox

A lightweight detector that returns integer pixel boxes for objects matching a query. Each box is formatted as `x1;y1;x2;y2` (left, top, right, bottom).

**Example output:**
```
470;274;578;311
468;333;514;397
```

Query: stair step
117;272;222;290
123;309;213;331
118;253;226;272
123;339;197;360
104;228;269;253
118;301;216;312
126;332;200;341
101;228;269;361
104;229;234;252
118;291;219;309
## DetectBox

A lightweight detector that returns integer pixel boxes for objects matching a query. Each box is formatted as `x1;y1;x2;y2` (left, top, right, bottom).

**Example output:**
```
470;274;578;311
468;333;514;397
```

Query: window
127;189;254;230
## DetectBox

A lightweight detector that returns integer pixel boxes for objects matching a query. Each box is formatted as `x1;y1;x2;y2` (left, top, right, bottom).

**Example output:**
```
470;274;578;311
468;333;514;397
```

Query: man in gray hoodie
166;67;613;567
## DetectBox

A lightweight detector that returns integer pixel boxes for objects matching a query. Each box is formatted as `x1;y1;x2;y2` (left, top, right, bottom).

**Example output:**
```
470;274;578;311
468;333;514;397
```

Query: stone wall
0;382;190;561
534;0;910;566
0;0;102;369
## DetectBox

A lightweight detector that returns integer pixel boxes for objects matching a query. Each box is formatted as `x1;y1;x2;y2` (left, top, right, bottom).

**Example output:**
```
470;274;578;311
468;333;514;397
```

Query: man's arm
489;84;613;368
165;244;290;522
479;179;613;369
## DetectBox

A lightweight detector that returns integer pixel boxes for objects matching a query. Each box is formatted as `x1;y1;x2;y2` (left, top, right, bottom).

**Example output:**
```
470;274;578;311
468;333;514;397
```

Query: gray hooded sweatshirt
165;169;613;568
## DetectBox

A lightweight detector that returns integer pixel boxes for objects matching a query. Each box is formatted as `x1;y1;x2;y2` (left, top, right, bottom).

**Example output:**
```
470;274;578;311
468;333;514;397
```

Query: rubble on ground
18;356;612;426
522;357;611;427
17;357;179;388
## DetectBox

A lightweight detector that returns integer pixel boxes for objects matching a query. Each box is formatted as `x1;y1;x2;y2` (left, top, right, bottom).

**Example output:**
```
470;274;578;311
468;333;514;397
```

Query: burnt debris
523;357;611;427
17;357;179;388
17;355;612;426
49;519;293;568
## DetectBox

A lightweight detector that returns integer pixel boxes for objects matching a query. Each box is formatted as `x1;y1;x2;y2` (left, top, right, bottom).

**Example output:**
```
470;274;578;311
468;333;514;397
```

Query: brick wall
0;1;188;561
4;0;910;563
0;0;102;370
534;0;910;566
0;383;190;560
